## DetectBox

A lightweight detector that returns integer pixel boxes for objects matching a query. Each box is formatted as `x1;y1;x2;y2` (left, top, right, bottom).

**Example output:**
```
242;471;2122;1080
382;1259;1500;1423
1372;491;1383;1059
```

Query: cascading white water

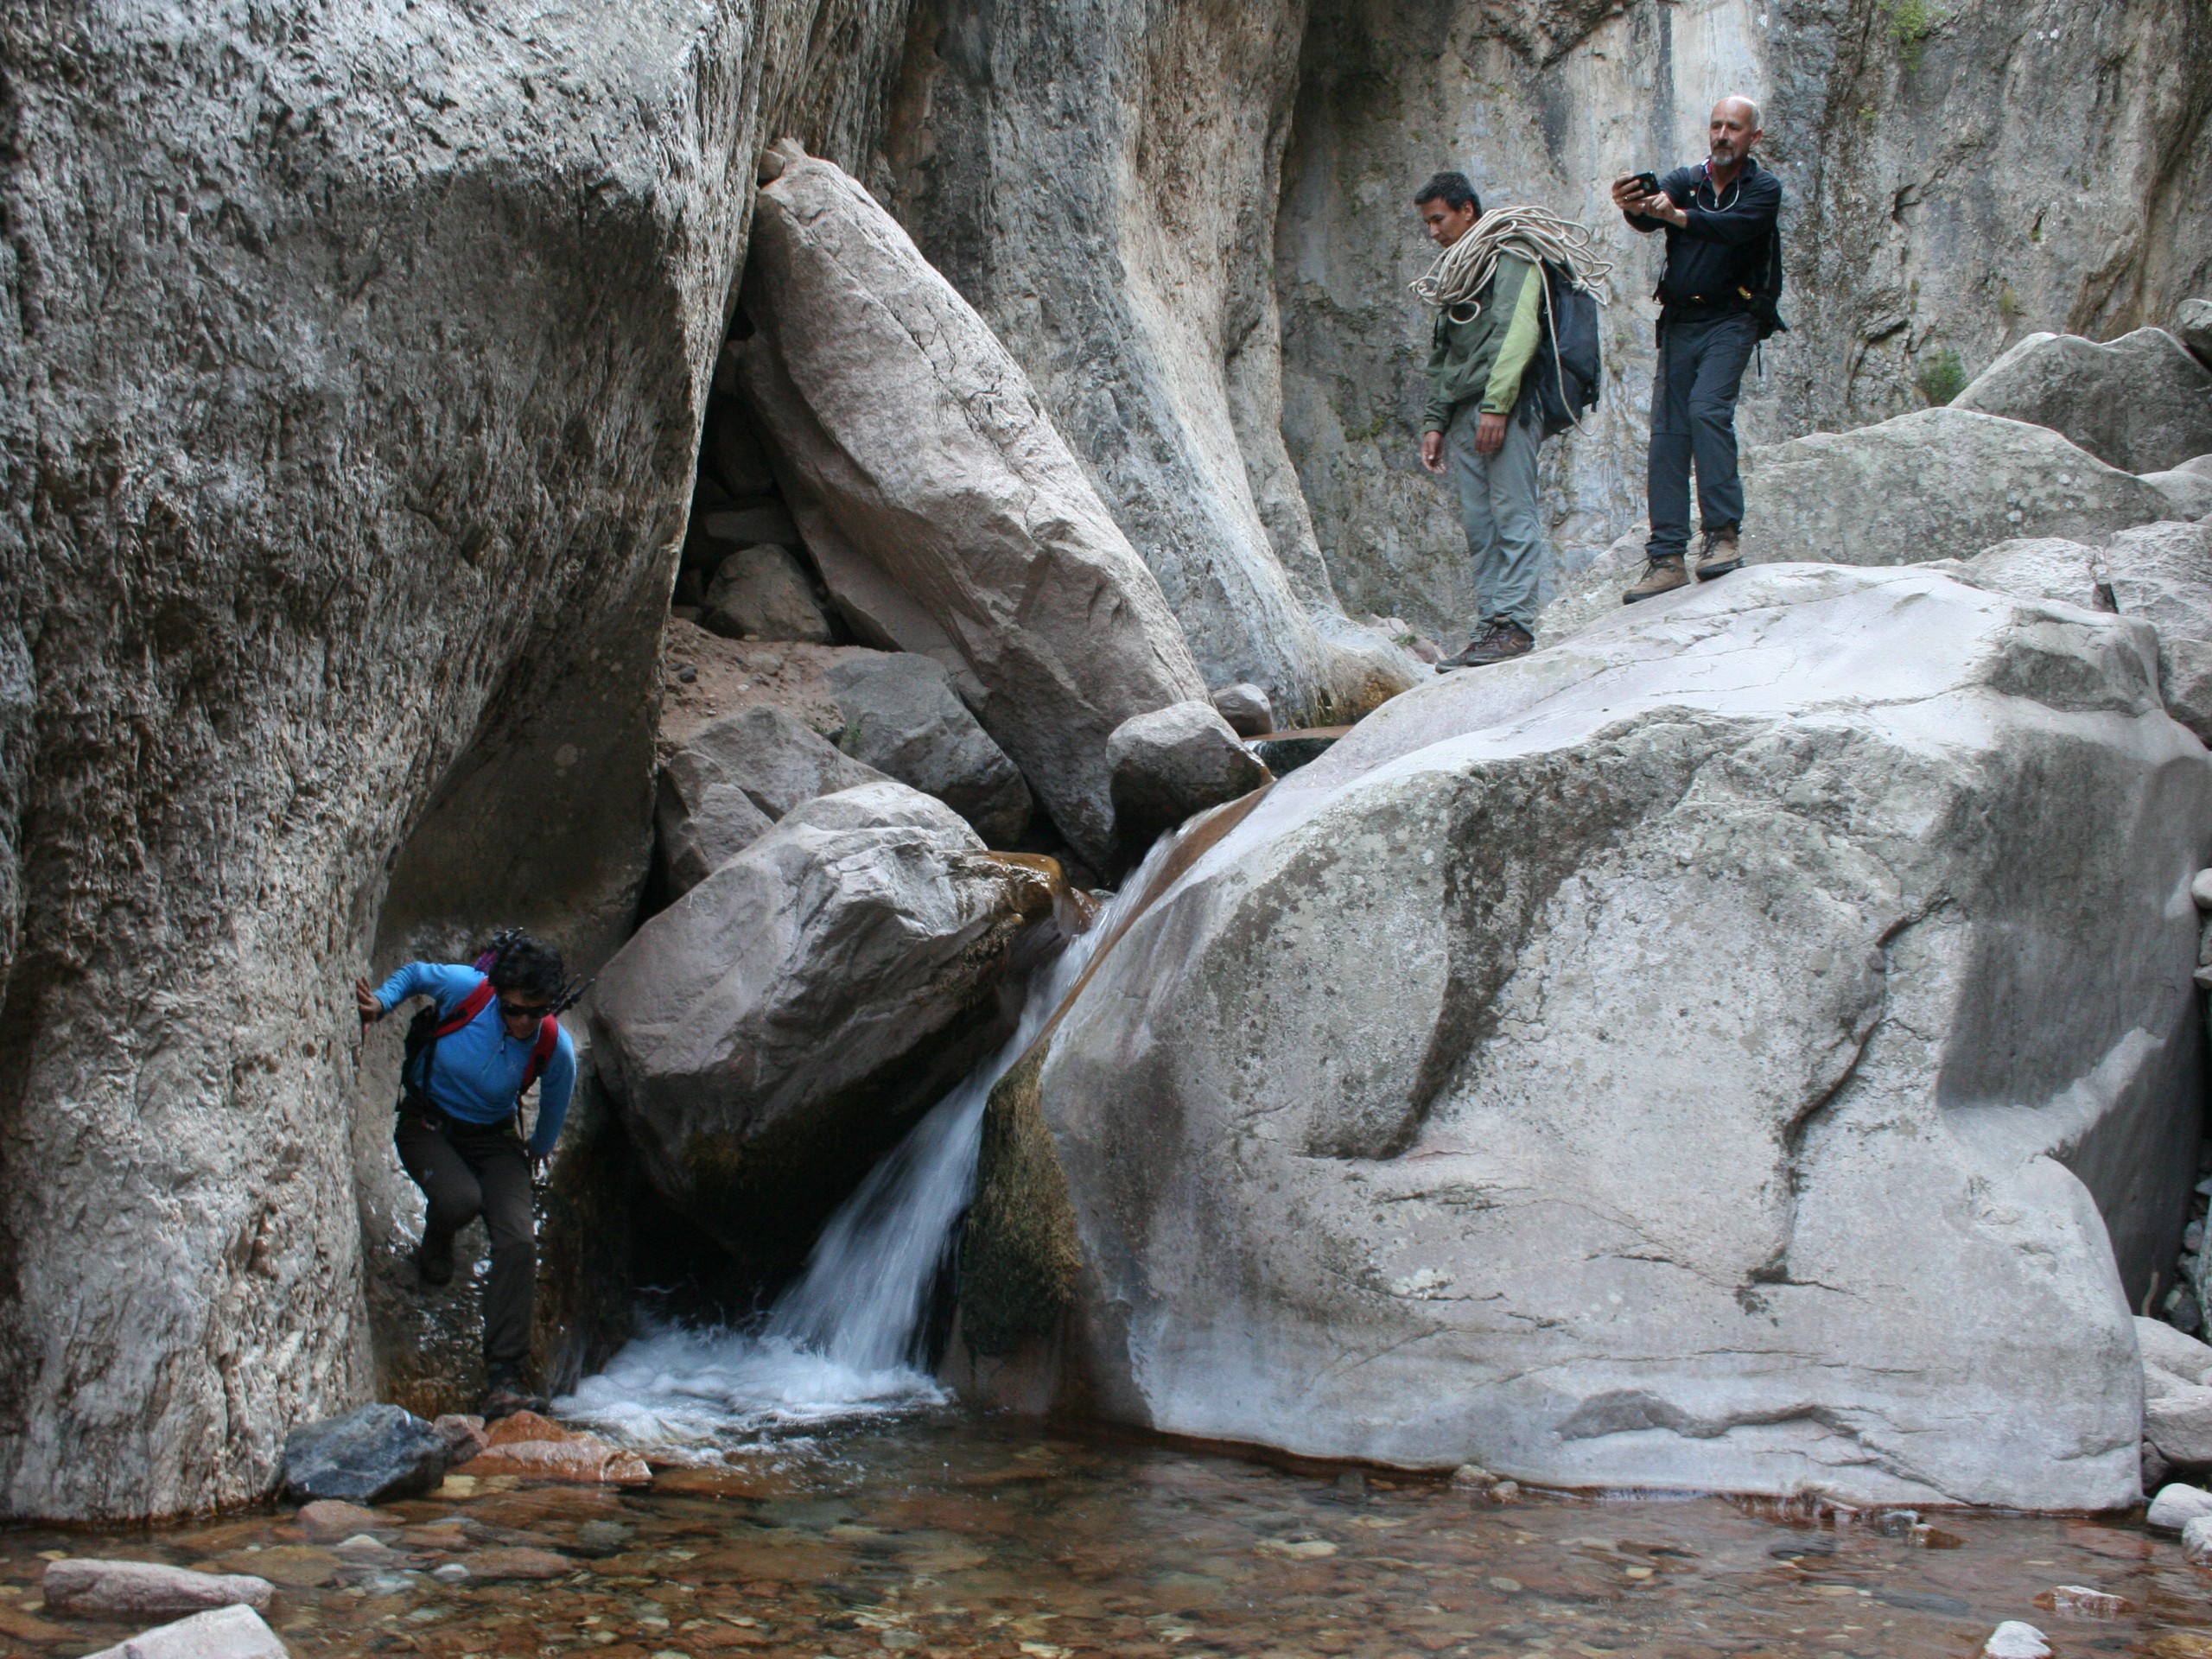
557;830;1185;1451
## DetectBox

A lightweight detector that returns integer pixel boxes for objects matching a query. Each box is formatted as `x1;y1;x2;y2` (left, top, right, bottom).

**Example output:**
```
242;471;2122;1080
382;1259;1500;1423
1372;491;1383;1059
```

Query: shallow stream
7;1410;2212;1659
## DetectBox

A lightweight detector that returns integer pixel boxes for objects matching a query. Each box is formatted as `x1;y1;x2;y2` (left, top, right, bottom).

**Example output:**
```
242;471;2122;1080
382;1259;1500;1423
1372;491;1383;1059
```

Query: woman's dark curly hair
480;930;567;1003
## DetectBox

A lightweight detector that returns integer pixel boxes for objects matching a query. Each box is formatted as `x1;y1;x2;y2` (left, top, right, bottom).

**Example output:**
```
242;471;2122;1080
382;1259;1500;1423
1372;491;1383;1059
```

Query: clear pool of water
7;1407;2212;1659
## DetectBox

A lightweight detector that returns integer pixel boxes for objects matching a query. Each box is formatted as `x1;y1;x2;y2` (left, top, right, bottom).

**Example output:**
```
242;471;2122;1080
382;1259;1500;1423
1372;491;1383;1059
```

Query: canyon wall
0;0;914;1522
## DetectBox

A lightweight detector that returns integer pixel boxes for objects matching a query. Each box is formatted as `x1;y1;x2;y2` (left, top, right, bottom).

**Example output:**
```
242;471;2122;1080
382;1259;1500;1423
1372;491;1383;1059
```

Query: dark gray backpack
1527;262;1603;439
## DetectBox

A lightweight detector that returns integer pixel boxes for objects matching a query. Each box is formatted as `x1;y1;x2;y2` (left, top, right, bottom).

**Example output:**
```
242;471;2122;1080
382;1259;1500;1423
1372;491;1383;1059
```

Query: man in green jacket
1416;171;1548;670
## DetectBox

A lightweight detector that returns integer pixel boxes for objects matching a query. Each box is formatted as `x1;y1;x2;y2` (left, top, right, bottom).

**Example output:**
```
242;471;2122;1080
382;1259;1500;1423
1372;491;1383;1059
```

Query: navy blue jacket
1625;156;1782;315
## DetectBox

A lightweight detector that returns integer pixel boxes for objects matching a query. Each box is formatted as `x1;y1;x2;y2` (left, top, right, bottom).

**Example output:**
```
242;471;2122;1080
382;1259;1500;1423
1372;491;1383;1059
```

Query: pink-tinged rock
43;1558;275;1617
2033;1584;2133;1618
82;1605;289;1659
453;1411;650;1485
459;1547;574;1580
432;1414;489;1465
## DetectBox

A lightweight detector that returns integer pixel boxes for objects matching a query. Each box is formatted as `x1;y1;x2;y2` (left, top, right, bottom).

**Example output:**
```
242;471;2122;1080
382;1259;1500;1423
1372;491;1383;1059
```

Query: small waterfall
558;828;1195;1451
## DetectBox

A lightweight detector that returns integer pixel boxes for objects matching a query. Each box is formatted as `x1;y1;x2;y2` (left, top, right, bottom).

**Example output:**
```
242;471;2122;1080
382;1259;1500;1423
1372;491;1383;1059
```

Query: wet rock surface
1107;702;1273;858
9;1419;2212;1659
43;1560;274;1618
993;563;2209;1506
279;1405;448;1507
1952;328;2212;474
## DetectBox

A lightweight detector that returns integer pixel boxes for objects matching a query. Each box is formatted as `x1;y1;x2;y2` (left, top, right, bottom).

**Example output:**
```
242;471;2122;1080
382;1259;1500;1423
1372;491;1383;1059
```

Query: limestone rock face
1952;329;2212;474
592;782;1050;1268
657;705;887;897
735;150;1210;868
1739;410;2176;569
1107;702;1273;856
881;2;1423;721
823;654;1032;848
979;564;2209;1508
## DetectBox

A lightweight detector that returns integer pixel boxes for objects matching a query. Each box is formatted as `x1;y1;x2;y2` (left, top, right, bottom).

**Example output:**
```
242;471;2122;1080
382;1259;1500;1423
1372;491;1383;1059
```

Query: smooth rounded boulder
594;782;1053;1268
1107;701;1273;858
962;563;2211;1509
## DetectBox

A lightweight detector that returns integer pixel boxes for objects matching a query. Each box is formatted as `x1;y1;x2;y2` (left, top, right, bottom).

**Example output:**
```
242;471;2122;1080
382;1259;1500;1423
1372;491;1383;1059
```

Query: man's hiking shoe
1623;555;1689;604
1438;620;1535;671
416;1230;454;1287
480;1369;550;1422
1695;524;1744;581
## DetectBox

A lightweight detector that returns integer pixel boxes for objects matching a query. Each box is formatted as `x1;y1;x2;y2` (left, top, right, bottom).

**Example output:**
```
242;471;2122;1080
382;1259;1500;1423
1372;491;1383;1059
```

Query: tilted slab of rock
1952;328;2212;475
594;781;1053;1266
734;149;1209;868
1738;409;2175;569
964;563;2210;1507
1107;701;1273;856
824;654;1032;849
657;705;887;898
45;1559;275;1617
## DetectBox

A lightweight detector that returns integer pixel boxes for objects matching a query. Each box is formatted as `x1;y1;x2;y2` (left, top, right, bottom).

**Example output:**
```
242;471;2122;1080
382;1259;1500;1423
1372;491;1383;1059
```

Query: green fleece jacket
1422;251;1545;434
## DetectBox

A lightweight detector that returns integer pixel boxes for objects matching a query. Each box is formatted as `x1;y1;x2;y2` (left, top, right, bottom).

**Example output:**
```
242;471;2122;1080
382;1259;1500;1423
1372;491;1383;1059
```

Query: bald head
1707;96;1764;177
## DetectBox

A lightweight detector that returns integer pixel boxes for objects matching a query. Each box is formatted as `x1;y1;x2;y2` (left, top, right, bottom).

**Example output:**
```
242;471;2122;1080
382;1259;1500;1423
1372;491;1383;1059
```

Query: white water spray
559;831;1188;1450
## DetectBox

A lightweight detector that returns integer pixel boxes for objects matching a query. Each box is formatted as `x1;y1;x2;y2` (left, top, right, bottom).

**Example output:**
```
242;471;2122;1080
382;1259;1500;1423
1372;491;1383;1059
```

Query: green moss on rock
958;1042;1082;1357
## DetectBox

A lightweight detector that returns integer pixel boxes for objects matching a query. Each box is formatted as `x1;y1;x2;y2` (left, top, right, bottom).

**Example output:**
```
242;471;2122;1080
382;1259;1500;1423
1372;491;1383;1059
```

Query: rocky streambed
10;1414;2212;1659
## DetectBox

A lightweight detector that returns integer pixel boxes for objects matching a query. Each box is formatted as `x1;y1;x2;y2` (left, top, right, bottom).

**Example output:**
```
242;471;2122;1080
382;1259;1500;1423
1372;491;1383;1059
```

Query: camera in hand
1629;171;1662;199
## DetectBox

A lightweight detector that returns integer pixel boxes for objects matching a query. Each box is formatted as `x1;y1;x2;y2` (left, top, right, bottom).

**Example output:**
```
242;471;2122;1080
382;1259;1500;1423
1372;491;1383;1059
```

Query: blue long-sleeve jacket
373;962;577;1157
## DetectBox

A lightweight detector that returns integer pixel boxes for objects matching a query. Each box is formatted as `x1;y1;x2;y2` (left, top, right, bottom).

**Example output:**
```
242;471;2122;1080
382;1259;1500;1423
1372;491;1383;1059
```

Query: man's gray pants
1646;310;1758;560
1445;399;1544;633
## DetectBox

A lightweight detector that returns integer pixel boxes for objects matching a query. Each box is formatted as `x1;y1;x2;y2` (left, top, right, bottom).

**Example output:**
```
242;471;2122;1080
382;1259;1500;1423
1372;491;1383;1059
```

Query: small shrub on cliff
1884;0;1936;70
1916;346;1967;407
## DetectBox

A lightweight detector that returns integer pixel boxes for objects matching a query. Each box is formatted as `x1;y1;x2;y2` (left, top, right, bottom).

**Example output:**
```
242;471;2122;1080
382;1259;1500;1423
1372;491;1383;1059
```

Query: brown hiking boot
1694;524;1743;581
1622;555;1689;604
480;1367;550;1422
416;1230;454;1287
1437;620;1535;671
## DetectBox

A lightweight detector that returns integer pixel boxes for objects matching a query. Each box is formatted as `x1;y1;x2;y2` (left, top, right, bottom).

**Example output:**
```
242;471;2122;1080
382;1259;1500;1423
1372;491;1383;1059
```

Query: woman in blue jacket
355;931;578;1420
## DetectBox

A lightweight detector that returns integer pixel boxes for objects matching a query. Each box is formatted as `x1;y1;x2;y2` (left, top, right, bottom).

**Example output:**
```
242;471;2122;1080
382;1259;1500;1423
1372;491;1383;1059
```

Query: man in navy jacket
1613;97;1783;603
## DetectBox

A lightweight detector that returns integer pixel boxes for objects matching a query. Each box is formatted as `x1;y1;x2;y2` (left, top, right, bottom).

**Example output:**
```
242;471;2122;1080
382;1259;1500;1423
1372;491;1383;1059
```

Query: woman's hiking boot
1623;554;1689;604
1437;620;1535;670
416;1230;454;1287
480;1365;551;1422
1695;524;1744;580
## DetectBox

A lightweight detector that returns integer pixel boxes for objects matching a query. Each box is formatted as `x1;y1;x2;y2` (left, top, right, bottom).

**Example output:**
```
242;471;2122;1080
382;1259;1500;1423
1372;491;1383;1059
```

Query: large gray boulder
962;563;2210;1509
594;782;1052;1268
1739;408;2177;569
823;655;1032;848
734;146;1211;869
1952;328;2212;474
701;544;834;644
279;1402;448;1504
656;705;885;897
1107;701;1273;855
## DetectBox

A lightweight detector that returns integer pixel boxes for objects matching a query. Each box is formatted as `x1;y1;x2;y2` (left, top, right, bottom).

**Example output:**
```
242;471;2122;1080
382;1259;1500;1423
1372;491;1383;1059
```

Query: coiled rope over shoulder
1410;204;1616;321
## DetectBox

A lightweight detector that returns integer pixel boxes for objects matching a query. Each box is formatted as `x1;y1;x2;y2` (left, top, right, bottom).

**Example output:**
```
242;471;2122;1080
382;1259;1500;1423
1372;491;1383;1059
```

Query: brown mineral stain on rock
651;1462;806;1501
455;1412;652;1484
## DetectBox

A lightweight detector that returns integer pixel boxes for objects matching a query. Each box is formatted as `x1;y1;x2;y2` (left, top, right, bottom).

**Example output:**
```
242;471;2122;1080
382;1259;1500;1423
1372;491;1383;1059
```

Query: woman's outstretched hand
354;978;385;1024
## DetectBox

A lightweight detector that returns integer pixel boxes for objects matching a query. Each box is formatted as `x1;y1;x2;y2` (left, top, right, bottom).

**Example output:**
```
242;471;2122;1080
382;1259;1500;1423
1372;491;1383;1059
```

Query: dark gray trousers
395;1113;536;1370
1646;310;1759;559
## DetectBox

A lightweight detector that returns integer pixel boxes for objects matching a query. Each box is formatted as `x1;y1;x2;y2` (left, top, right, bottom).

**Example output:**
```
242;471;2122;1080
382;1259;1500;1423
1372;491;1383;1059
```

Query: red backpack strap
437;976;495;1038
522;1016;559;1092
